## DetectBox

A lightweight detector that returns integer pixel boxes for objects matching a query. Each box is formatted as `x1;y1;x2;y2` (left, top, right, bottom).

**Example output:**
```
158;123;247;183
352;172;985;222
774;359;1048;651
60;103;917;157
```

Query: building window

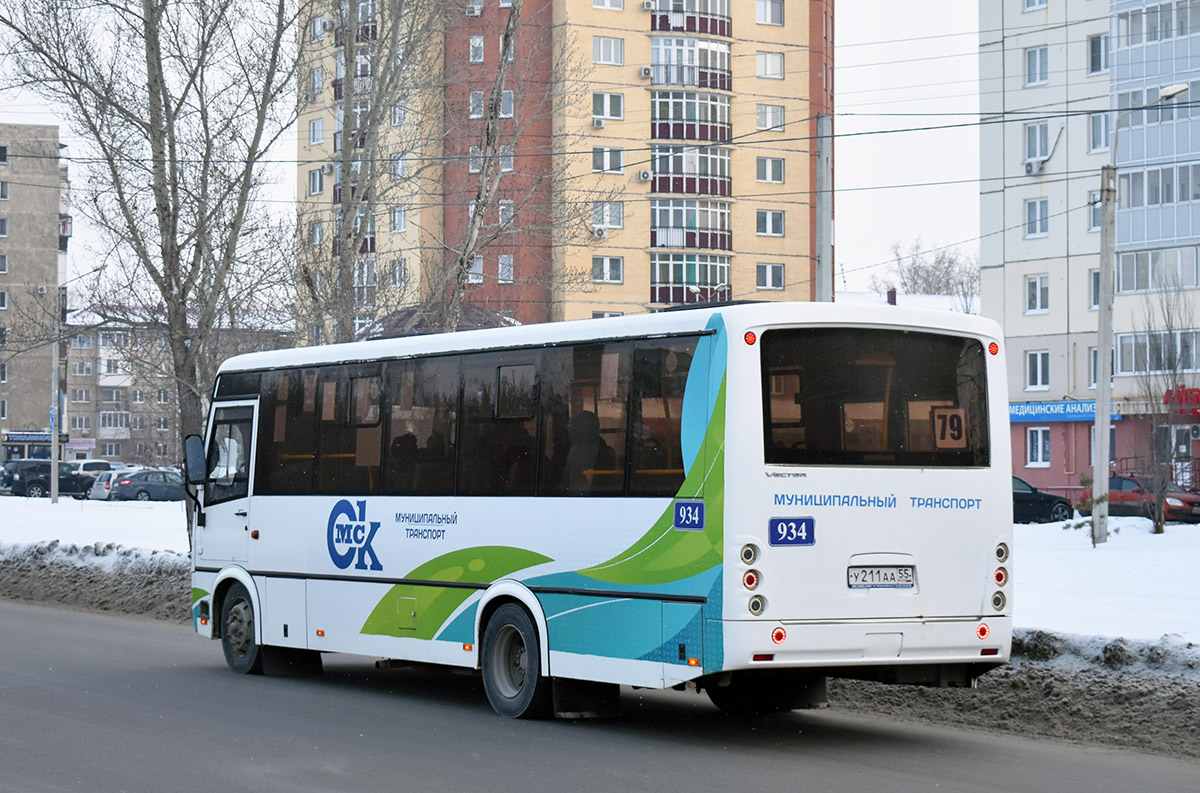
500;144;513;172
157;389;169;404
309;118;323;145
391;100;406;126
1025;198;1048;237
1088;191;1102;231
1087;112;1109;154
470;90;484;118
756;52;784;79
391;153;407;178
468;256;484;284
0;181;7;200
757;262;784;290
592;147;624;173
71;388;91;403
756;104;785;131
756;0;783;25
309;220;323;245
133;389;144;403
594;0;624;8
0;254;6;274
1025;350;1050;390
102;443;121;457
500;90;514;119
1025;273;1049;313
0;218;7;237
1089;268;1101;308
1117;247;1200;292
1088;33;1109;74
1024;0;1046;9
70;361;91;376
756;210;784;236
1025;121;1048;162
309;324;324;346
390;206;406;233
310;67;324;96
0;362;5;382
390;258;407;288
498;200;513;228
1026;427;1051;468
309;169;323;195
1024;46;1048;86
593;92;624;120
470;36;484;64
469;145;482;173
756;157;784;183
310;16;325;42
593;36;624;65
156;417;170;431
0;291;5;310
498;254;514;284
1088;346;1099;389
0;400;5;420
1089;425;1116;466
1116;329;1200;374
70;415;90;431
592;201;624;228
592;256;623;283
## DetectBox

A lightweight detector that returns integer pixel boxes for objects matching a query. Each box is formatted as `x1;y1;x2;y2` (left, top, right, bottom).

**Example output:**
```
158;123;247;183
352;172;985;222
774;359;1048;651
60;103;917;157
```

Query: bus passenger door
197;403;257;564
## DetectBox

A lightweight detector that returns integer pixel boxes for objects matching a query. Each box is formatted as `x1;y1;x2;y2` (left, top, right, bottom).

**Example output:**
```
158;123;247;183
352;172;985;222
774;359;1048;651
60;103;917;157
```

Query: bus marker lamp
687;658;700;667
752;654;774;662
991;592;1006;611
740;544;759;564
976;623;990;640
995;543;1009;562
980;648;1000;656
742;570;760;590
771;627;786;645
747;595;767;616
988;342;999;355
993;567;1007;587
463;644;473;652
744;331;757;346
316;629;326;637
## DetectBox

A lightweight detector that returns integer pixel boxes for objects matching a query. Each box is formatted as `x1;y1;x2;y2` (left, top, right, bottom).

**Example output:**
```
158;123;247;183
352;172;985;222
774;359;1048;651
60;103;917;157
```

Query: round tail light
748;595;767;616
994;567;1008;587
771;627;786;645
744;331;757;346
742;569;761;590
976;623;990;640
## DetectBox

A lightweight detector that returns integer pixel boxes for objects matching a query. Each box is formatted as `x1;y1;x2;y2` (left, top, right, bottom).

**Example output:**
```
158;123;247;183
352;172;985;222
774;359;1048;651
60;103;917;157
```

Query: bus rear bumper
717;616;1012;674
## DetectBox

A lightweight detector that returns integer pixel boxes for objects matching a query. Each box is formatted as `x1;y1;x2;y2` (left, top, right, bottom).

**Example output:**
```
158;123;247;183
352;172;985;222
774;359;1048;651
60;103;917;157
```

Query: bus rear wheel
221;582;263;674
481;604;551;718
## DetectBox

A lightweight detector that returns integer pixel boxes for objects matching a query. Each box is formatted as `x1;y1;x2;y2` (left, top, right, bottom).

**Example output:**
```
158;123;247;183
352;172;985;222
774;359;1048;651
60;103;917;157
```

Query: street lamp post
1092;82;1188;545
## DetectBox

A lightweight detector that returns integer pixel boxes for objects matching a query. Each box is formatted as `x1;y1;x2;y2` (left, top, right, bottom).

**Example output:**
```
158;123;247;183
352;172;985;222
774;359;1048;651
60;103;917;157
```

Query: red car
1096;474;1200;523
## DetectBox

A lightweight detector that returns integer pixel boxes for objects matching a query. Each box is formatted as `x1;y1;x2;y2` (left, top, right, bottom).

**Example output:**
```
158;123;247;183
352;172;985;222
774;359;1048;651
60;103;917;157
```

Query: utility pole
1092;163;1116;545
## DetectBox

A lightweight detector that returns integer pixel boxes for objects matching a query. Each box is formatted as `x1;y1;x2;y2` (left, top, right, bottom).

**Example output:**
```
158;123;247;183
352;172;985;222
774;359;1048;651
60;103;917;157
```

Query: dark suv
0;459;96;498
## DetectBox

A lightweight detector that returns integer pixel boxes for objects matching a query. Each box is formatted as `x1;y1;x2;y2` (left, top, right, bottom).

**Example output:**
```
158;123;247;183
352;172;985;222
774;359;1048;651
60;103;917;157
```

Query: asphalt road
1;600;1196;793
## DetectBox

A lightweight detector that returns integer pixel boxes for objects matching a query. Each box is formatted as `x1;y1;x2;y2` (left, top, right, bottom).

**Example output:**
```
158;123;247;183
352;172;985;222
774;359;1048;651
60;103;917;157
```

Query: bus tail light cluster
742;569;761;591
740;543;765;615
991;544;1009;612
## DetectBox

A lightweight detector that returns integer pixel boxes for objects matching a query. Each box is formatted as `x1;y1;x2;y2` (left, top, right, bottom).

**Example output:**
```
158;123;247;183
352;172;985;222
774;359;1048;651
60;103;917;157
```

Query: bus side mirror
184;435;207;486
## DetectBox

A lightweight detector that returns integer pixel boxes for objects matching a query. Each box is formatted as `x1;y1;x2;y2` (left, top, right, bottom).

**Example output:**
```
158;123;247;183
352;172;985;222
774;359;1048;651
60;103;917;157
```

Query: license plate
847;566;915;589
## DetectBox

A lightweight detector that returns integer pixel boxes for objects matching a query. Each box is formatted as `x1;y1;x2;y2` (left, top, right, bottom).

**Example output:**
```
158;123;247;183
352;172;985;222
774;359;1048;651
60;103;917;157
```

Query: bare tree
871;240;980;312
296;0;612;341
1131;278;1198;534
1;0;300;449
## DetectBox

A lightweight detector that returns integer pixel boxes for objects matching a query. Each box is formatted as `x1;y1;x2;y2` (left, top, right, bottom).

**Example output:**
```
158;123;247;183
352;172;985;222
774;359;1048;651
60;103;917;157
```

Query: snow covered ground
1;496;1196;643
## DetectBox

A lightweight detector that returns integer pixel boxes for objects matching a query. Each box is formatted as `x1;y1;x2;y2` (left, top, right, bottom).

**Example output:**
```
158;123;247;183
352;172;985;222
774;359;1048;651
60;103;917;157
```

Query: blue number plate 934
768;517;815;546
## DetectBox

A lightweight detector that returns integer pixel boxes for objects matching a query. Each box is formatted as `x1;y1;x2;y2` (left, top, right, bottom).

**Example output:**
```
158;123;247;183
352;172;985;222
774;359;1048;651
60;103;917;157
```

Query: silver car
88;471;116;500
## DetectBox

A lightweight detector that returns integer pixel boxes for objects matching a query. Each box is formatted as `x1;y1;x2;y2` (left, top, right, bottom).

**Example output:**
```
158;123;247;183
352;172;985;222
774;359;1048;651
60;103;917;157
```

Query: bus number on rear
768;517;815;546
673;500;705;531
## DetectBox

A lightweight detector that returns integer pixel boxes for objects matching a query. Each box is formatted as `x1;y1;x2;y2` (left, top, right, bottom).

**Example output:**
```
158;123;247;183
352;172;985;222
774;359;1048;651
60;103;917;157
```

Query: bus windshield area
761;327;990;467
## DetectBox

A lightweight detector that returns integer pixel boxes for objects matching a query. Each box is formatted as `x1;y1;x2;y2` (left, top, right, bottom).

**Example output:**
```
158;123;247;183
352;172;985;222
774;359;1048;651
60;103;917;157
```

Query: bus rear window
761;328;989;467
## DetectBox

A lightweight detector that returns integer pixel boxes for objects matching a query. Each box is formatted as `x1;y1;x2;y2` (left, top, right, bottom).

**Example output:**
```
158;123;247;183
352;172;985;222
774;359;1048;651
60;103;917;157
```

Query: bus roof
216;302;1001;375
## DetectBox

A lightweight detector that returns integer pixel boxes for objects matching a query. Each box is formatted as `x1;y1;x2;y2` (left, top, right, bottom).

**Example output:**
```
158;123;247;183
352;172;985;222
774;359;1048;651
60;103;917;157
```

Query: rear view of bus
712;305;1011;709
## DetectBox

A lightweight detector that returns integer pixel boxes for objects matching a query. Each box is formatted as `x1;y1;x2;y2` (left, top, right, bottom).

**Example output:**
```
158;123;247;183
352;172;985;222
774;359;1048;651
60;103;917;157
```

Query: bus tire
220;582;264;675
481;603;551;719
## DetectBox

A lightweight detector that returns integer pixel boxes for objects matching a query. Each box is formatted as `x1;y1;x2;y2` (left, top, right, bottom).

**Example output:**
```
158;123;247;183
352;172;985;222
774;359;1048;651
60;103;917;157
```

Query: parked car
1082;474;1200;523
0;459;96;498
1012;475;1073;523
66;459;114;477
109;469;186;501
88;471;116;500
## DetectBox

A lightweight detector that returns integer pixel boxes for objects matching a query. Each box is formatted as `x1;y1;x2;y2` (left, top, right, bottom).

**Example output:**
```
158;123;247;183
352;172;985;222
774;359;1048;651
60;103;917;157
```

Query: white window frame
390;258;407;288
592;201;624;229
1025;273;1049;313
1025;426;1051;468
1025;349;1051;391
391;100;406;126
309;118;324;145
593;92;624;120
756;262;784;290
1089;268;1101;309
1024;198;1049;237
469;145;482;173
309;169;323;196
593;0;623;9
1088;190;1102;231
592;147;625;173
593;36;625;66
390;206;407;233
756;157;784;183
756;209;784;236
1025;121;1048;162
500;90;514;119
756;104;785;131
592;256;623;283
756;0;783;25
1024;46;1048;86
470;90;484;119
309;220;324;246
310;16;325;42
470;36;484;64
756;52;784;80
468;255;484;284
498;253;514;284
1088;113;1110;153
1088;33;1110;75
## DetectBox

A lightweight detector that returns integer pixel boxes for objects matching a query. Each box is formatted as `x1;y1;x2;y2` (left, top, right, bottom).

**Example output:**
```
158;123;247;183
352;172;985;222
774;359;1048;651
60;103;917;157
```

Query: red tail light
104;481;111;491
118;479;132;486
976;623;990;640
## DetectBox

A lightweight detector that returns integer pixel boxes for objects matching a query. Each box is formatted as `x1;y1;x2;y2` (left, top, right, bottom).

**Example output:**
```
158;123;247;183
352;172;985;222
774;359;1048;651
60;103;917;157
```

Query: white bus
183;302;1012;718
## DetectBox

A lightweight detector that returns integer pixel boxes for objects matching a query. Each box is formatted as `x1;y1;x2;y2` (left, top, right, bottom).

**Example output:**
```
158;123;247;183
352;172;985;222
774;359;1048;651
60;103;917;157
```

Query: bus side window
206;406;253;504
316;364;381;495
458;352;539;496
629;338;696;496
256;370;317;495
382;356;459;496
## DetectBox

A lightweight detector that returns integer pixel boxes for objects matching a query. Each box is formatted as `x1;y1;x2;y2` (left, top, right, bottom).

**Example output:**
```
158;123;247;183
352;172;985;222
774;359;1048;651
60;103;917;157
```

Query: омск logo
327;499;382;571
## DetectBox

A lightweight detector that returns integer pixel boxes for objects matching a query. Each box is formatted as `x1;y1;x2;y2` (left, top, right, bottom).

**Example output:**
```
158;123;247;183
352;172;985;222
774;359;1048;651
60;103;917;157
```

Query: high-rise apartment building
297;0;833;337
0;124;72;460
980;0;1200;498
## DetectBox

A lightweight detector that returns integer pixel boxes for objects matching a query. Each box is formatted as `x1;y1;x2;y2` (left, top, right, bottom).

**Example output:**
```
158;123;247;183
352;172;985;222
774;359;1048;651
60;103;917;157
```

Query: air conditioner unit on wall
1024;159;1045;176
642;0;655;9
592;226;608;239
592;118;606;129
639;66;653;79
321;163;334;174
323;20;335;32
638;170;652;182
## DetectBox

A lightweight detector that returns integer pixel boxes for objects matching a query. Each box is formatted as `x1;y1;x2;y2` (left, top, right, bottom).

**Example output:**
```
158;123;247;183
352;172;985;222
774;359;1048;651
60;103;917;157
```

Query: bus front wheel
220;582;264;675
481;604;551;718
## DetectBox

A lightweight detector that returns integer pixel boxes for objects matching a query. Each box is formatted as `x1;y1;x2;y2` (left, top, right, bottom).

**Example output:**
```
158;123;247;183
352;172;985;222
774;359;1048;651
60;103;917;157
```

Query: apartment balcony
650;120;731;143
650;283;731;305
650;10;731;37
332;79;344;100
334;23;378;46
97;373;132;388
332;234;376;255
650;226;731;250
649;64;731;91
650;174;731;197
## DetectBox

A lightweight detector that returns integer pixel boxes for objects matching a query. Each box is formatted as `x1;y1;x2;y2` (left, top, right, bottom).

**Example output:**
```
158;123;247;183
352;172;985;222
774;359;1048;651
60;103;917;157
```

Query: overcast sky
5;1;983;294
834;1;980;292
